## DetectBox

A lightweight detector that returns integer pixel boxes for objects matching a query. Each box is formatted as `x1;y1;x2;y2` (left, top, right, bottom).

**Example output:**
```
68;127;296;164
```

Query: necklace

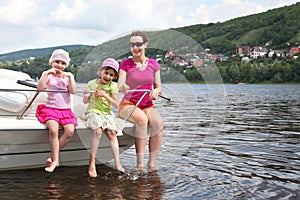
134;58;148;71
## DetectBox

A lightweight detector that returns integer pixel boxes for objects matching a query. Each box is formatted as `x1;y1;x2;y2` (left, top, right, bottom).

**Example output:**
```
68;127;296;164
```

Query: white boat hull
0;116;135;171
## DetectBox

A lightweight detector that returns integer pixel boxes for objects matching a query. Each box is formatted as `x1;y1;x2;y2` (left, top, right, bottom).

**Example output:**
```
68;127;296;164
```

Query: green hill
0;44;93;62
174;2;300;54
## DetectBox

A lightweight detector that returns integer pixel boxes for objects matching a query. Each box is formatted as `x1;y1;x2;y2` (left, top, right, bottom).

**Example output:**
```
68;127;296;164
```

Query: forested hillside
175;2;300;54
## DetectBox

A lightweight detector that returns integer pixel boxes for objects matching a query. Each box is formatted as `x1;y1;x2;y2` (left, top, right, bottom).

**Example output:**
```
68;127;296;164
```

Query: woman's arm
117;69;129;93
150;70;162;100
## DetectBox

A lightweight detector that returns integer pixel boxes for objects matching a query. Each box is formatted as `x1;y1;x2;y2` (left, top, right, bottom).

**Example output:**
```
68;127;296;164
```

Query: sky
0;0;298;54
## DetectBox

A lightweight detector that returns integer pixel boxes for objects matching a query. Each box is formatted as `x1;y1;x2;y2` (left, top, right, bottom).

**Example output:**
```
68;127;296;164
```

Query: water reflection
88;167;165;200
0;165;165;199
45;181;64;200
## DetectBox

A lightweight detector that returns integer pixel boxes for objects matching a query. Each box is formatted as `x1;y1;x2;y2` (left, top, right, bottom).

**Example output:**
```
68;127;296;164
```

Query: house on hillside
289;47;300;57
236;46;251;56
268;50;285;58
250;46;268;59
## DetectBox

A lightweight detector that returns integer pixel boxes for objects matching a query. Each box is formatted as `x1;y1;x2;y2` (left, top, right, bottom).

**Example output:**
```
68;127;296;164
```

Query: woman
118;31;164;171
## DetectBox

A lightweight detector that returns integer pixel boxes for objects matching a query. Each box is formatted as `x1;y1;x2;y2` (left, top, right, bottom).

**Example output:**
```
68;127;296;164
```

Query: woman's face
129;36;147;57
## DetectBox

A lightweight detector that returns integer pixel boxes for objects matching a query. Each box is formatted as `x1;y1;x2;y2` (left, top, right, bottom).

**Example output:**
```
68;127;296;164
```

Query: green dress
82;79;121;134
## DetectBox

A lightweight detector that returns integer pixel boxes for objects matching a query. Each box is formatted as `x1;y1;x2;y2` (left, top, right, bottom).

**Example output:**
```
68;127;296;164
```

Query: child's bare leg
46;124;74;167
59;124;75;149
45;120;60;173
88;129;102;177
105;130;124;172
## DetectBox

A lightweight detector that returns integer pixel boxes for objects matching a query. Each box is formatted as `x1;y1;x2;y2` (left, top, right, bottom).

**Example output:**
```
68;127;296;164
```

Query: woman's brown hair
130;31;149;43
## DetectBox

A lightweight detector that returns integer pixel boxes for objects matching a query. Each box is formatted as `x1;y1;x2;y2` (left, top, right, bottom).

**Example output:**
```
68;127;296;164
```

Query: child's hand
83;88;91;98
95;89;107;97
44;68;57;75
63;72;74;78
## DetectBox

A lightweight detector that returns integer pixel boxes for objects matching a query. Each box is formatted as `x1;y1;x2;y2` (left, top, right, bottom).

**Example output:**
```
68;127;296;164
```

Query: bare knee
150;118;164;136
94;128;103;137
63;126;75;138
48;128;59;138
135;116;148;127
105;130;117;140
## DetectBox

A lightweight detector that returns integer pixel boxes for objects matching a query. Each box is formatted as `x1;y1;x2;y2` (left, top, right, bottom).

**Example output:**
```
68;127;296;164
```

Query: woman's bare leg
147;108;164;170
119;106;148;170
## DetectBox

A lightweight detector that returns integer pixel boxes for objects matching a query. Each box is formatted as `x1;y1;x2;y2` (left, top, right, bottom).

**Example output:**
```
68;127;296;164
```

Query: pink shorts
36;104;78;126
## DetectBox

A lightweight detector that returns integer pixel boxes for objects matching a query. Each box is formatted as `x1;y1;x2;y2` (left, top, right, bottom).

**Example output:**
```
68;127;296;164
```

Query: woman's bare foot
147;162;157;171
136;164;145;171
115;163;125;173
88;164;97;178
45;161;59;173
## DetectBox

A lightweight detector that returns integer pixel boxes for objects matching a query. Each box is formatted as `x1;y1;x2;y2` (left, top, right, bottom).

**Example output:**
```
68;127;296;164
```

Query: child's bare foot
88;164;97;178
46;158;52;167
45;161;59;173
46;158;59;167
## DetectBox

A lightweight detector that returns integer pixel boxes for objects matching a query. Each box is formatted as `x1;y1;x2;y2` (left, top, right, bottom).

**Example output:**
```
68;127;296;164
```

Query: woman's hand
150;88;159;100
119;84;129;93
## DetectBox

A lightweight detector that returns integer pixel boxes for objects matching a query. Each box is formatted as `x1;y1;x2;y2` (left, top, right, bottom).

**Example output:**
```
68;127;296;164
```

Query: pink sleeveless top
45;74;71;109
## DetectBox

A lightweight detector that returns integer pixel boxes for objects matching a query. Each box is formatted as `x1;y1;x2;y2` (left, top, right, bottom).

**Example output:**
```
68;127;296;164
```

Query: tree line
0;47;299;84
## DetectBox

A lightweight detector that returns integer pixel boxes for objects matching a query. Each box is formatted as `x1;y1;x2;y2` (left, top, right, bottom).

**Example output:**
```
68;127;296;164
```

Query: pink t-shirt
120;58;160;108
45;74;71;109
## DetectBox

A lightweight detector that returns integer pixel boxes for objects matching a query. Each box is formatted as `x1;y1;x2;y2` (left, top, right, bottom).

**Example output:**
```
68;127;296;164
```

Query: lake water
0;84;299;199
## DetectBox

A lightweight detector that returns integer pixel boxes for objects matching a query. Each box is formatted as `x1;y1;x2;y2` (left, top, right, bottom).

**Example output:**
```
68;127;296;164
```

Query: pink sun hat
49;49;71;67
100;58;119;75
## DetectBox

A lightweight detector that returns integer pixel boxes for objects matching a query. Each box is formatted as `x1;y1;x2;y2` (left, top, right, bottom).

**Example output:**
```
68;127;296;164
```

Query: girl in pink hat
36;49;77;173
82;58;124;177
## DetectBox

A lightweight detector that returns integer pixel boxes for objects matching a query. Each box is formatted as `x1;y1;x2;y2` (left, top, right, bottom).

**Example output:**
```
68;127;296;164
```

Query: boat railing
0;79;71;119
0;79;170;120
